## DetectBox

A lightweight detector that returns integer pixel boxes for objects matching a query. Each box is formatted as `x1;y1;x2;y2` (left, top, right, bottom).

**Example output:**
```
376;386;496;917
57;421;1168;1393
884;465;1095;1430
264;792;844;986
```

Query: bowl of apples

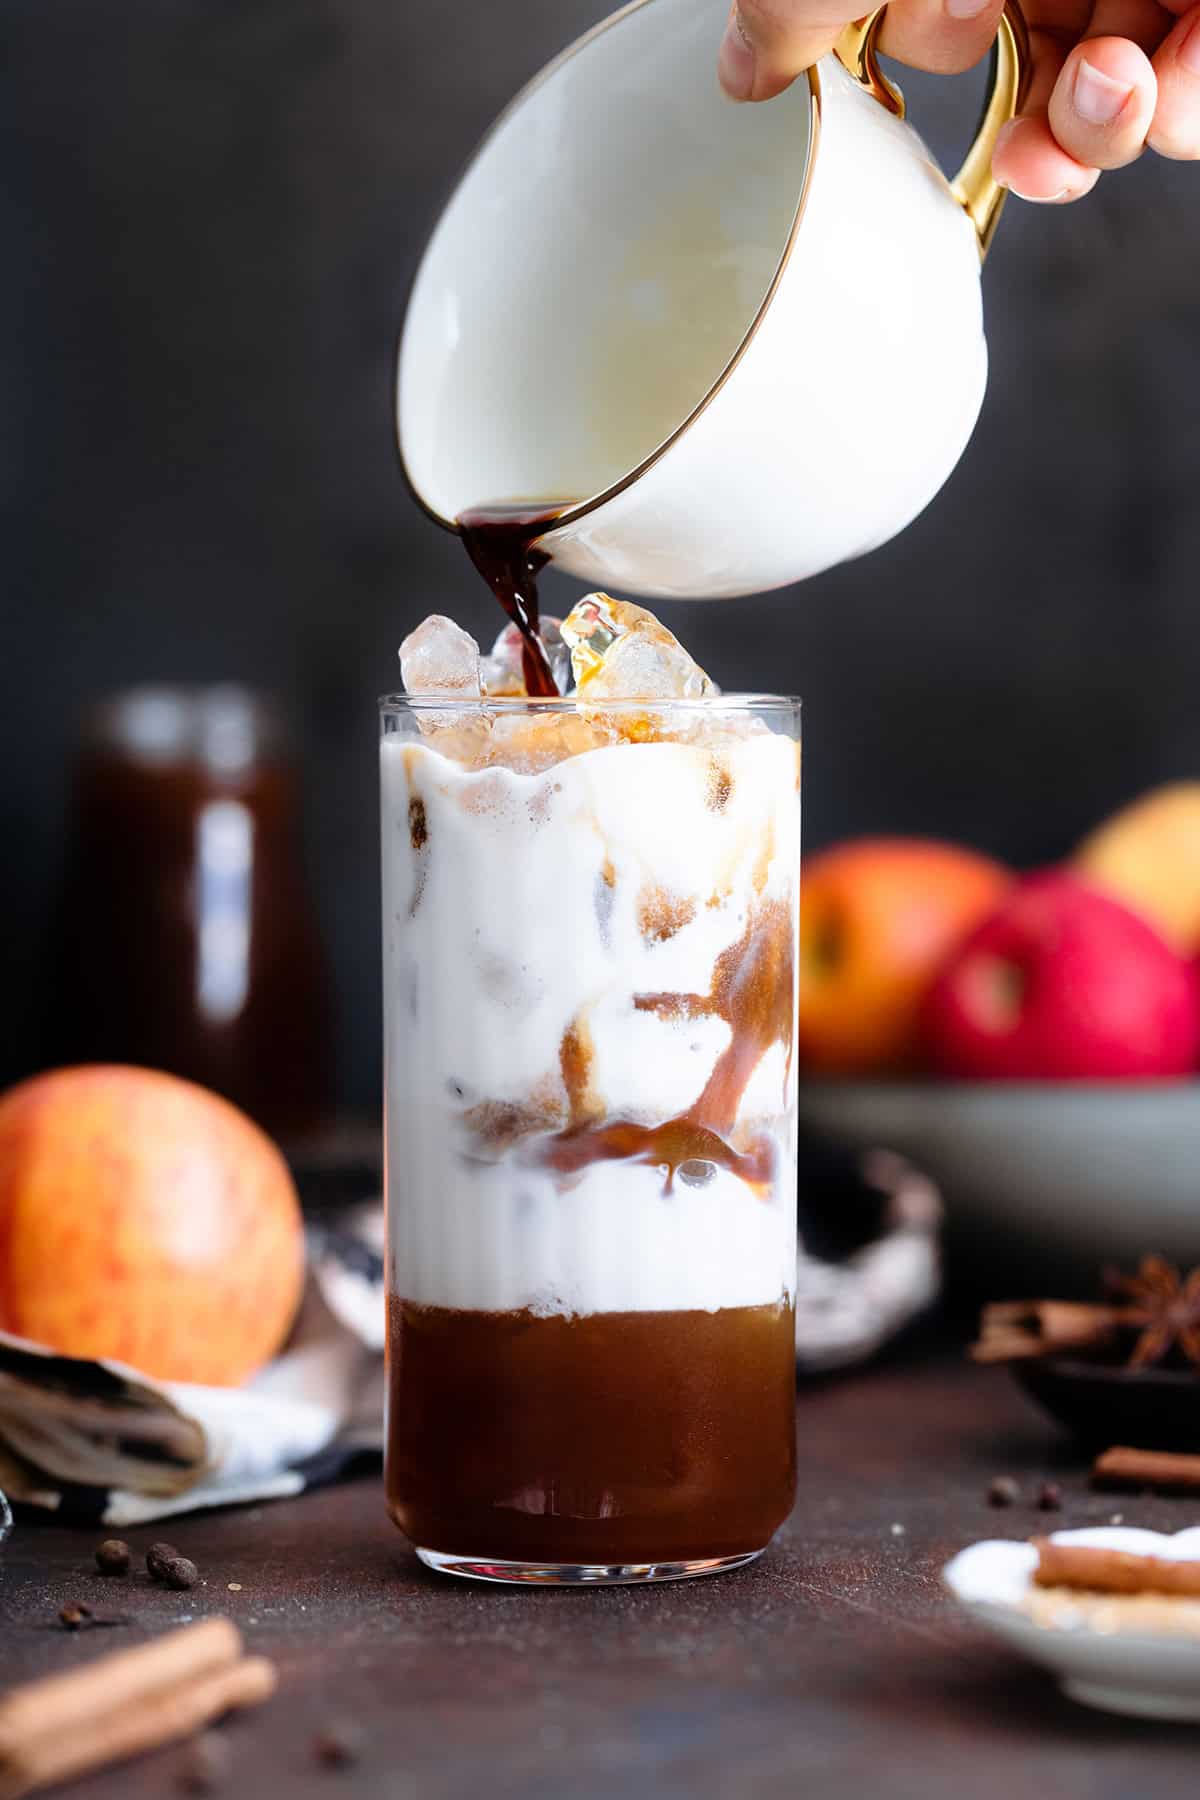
795;788;1200;1291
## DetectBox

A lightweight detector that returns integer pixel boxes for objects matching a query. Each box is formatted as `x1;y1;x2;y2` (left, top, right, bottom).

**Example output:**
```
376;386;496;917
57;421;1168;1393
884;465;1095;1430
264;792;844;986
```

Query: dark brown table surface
4;1349;1198;1800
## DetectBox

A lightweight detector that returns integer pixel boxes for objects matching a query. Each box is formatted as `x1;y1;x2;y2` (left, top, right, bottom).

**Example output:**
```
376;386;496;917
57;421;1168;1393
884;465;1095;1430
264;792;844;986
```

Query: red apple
922;870;1200;1081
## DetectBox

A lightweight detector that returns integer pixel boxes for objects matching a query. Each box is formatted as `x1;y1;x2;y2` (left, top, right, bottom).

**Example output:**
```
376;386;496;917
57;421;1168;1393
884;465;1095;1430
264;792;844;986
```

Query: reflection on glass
195;799;253;1026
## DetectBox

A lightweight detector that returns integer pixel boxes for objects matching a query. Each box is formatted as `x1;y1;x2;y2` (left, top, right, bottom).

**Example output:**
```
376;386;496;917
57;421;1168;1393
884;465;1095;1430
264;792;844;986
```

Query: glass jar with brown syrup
47;685;332;1140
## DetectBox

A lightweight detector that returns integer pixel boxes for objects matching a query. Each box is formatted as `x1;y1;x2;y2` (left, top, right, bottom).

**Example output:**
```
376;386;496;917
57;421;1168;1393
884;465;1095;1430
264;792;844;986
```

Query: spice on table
1036;1481;1063;1512
57;1603;128;1634
987;1476;1020;1507
177;1730;231;1793
312;1722;365;1767
1092;1444;1200;1495
147;1542;181;1581
1032;1537;1200;1597
94;1540;131;1577
161;1556;199;1592
0;1618;275;1800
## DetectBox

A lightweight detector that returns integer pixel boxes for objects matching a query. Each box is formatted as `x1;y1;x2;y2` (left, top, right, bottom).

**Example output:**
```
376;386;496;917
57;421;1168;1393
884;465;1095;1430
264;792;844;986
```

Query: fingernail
1178;13;1200;75
945;0;992;20
1013;186;1073;203
1072;58;1133;125
718;10;756;100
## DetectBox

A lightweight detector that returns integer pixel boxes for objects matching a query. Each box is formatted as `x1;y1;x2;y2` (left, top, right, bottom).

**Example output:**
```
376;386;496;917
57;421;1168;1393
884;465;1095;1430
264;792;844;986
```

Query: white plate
944;1526;1200;1720
797;1081;1200;1281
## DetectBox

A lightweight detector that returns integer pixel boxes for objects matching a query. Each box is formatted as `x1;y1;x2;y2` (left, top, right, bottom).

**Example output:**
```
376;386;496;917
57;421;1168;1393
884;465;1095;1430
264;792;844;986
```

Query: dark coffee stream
457;503;569;697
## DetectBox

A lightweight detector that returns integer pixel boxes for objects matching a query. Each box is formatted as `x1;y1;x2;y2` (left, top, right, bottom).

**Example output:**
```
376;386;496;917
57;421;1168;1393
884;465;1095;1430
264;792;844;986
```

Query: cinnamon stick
1032;1538;1200;1598
0;1657;276;1800
971;1299;1126;1364
0;1618;276;1800
1092;1445;1200;1495
0;1618;241;1750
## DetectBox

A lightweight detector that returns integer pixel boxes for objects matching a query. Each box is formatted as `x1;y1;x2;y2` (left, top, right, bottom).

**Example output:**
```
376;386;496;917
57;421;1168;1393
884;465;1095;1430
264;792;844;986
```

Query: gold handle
834;2;1032;259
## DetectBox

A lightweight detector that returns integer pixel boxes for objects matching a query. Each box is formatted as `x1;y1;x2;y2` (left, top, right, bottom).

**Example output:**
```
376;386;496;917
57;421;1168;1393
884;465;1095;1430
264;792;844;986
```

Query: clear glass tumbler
381;694;800;1584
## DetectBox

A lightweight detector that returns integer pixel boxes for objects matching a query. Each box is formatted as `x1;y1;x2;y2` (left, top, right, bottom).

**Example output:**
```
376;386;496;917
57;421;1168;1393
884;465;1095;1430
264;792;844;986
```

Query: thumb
718;0;857;100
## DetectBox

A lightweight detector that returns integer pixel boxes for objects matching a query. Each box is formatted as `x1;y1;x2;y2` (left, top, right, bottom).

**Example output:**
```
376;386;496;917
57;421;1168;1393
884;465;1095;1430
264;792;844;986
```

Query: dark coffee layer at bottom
386;1297;797;1565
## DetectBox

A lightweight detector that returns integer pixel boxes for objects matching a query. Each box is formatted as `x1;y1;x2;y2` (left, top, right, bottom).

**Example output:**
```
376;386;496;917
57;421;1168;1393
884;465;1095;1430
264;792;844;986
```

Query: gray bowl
797;1081;1200;1293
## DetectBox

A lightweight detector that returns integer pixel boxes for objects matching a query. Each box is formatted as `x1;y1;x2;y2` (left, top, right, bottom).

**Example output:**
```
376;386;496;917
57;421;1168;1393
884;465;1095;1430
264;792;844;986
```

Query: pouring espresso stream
456;504;569;697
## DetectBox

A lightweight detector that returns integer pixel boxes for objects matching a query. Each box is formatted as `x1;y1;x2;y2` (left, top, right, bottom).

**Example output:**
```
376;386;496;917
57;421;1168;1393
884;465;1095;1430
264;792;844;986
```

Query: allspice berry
161;1555;199;1591
147;1542;181;1581
95;1538;132;1576
312;1722;365;1767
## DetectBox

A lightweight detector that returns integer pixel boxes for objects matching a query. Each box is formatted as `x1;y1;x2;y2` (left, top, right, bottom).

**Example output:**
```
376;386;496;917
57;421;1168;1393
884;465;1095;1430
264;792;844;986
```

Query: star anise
1104;1256;1200;1370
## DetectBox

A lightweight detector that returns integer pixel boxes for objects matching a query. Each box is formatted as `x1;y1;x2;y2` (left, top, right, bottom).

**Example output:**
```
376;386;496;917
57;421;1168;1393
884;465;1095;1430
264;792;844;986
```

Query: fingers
717;0;1014;98
719;0;1199;190
1048;36;1158;166
1149;3;1200;156
1085;0;1170;54
994;31;1155;200
718;0;856;100
993;114;1101;198
992;21;1097;200
877;0;1007;76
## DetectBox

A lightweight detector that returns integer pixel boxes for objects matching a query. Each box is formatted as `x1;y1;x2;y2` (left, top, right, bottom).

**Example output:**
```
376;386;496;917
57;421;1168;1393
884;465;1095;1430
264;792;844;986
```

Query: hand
718;0;1200;201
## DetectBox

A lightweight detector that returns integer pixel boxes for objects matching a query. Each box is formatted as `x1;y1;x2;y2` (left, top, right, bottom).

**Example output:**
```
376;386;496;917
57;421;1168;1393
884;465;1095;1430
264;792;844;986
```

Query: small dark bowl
1015;1357;1200;1452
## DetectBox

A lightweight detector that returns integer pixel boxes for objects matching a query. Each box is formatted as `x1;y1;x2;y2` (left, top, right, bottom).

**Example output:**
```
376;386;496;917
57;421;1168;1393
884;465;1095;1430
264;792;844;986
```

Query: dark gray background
2;0;1195;1110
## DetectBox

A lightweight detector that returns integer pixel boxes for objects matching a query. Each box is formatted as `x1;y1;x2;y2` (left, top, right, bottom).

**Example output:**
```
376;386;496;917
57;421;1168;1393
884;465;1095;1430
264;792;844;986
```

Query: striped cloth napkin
0;1206;384;1527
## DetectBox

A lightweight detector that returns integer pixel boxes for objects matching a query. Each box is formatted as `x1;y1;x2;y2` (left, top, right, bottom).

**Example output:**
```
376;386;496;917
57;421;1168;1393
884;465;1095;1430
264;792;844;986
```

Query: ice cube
484;709;614;773
399;615;483;697
482;618;572;697
540;617;574;695
479;654;524;698
560;595;715;700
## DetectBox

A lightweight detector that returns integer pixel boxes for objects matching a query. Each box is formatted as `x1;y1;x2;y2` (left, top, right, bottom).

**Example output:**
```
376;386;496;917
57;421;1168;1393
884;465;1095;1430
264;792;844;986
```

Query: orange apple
798;838;1012;1075
1074;783;1200;954
0;1065;304;1385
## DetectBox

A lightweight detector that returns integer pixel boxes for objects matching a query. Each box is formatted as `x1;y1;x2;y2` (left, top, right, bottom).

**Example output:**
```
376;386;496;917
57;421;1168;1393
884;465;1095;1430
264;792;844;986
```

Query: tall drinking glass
381;694;800;1584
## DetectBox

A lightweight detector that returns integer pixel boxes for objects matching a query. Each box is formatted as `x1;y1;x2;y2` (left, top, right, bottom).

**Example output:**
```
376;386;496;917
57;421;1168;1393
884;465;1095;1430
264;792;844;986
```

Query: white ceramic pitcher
397;0;1030;599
